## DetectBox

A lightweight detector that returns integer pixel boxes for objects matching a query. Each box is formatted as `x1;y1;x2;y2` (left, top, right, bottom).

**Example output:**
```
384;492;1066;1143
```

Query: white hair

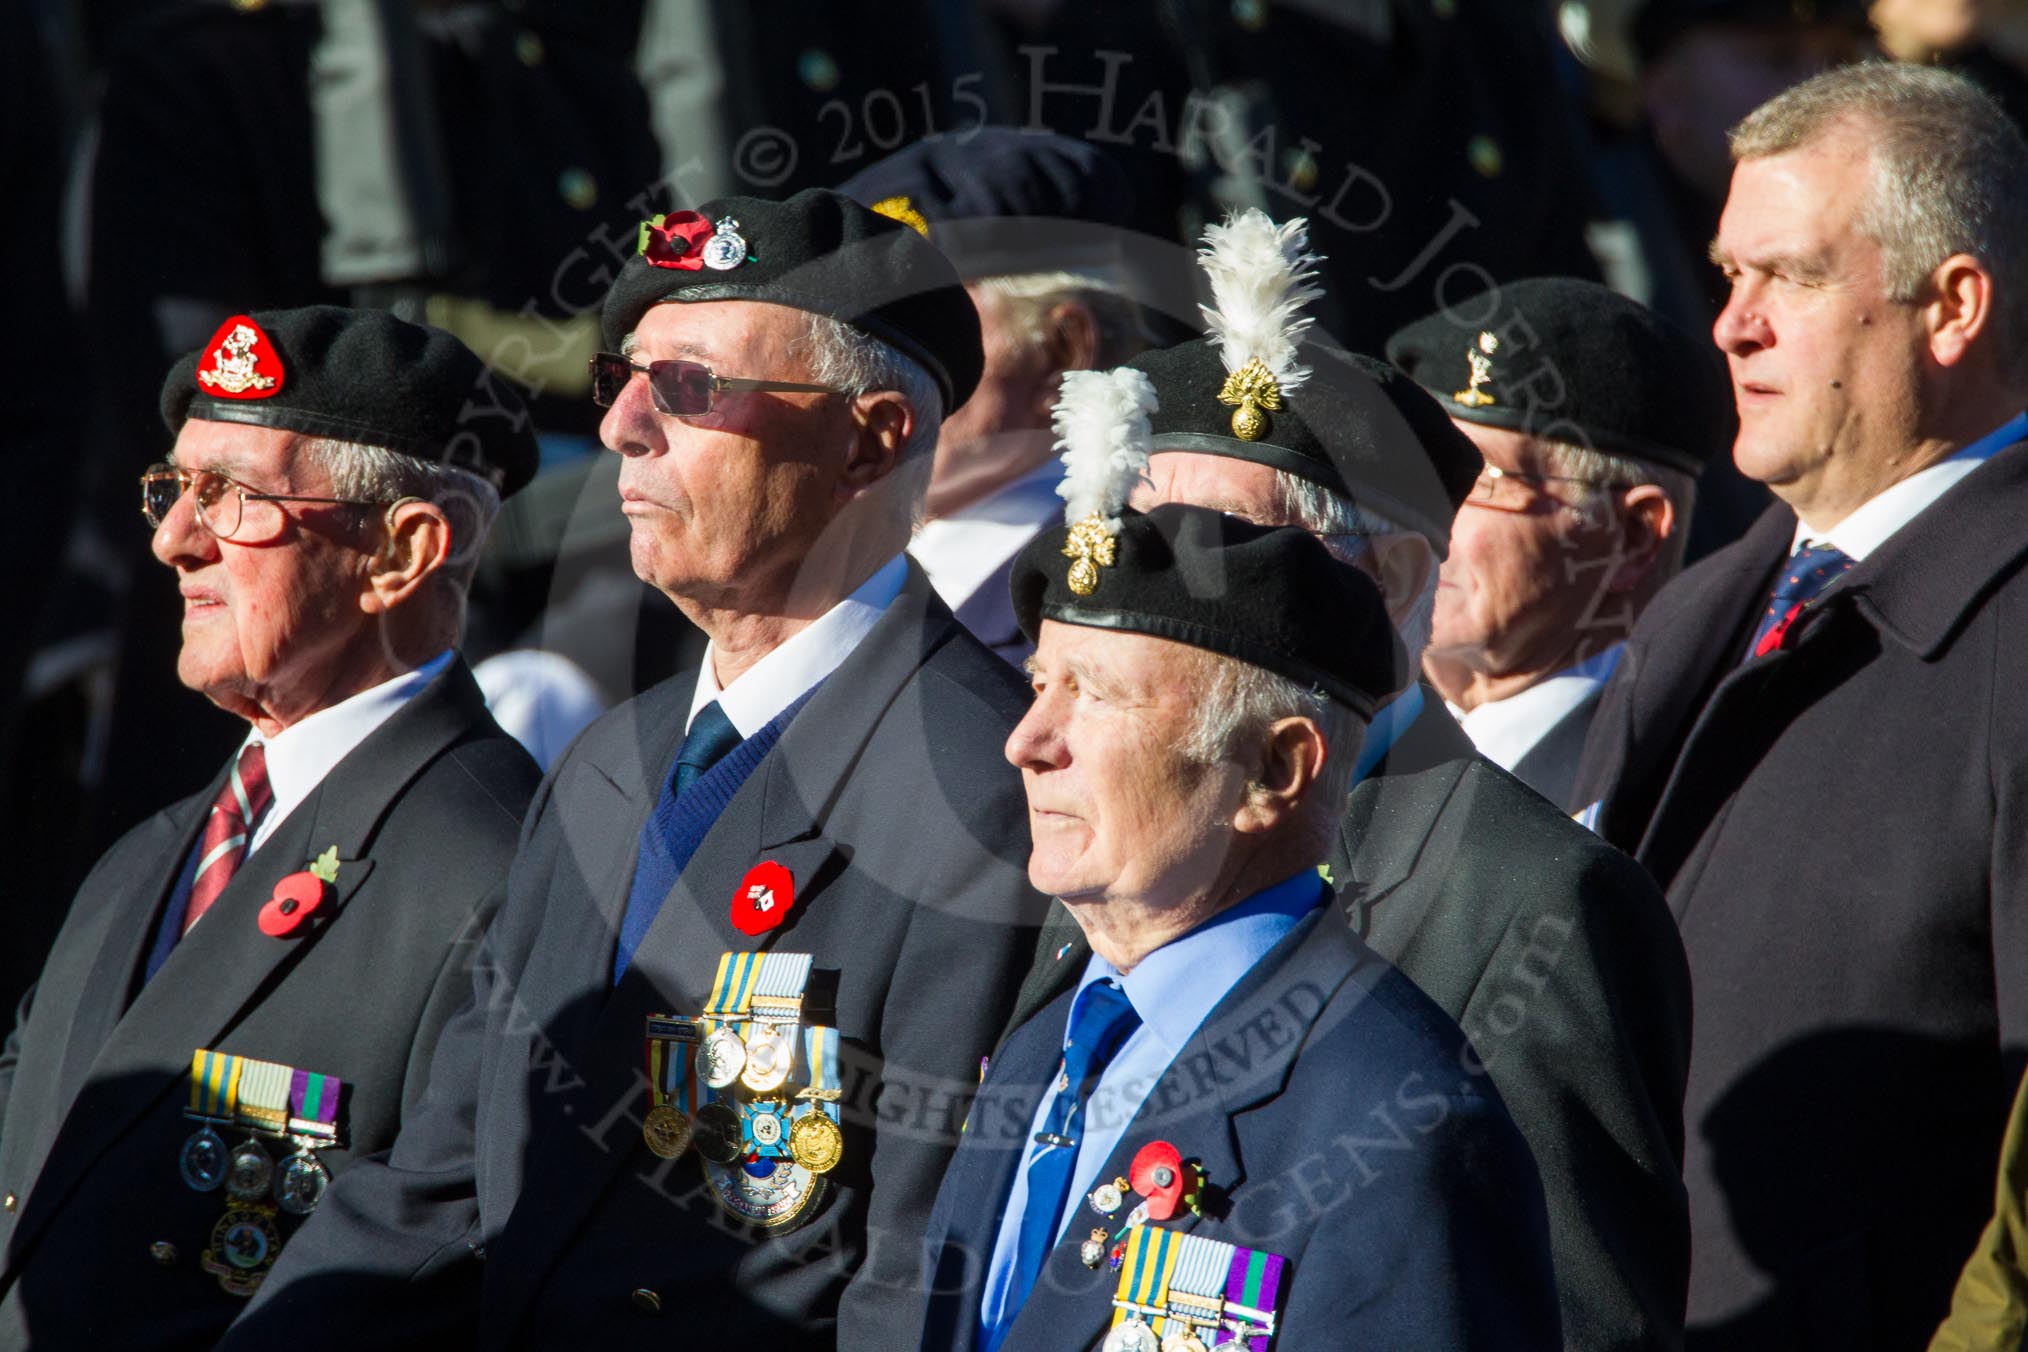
300;437;501;598
791;312;943;527
1270;470;1438;663
1175;648;1362;844
1539;439;1699;581
973;270;1154;369
1730;61;2028;384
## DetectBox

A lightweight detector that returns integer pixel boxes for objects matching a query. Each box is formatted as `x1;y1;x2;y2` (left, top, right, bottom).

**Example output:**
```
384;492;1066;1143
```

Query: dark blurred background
7;0;2026;1013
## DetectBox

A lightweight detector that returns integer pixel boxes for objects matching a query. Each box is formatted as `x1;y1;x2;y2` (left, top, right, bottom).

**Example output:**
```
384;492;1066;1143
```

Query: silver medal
702;219;748;271
700;1027;747;1088
179;1125;229;1192
225;1139;273;1203
274;1150;331;1215
1102;1316;1160;1352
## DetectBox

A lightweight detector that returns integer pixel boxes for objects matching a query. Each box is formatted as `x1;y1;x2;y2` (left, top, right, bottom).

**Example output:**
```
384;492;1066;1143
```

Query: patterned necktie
1747;540;1854;661
992;980;1143;1347
184;743;274;934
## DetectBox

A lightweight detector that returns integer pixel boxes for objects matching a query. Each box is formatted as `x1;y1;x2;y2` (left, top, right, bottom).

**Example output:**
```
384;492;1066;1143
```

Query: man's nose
151;484;218;568
1004;695;1067;771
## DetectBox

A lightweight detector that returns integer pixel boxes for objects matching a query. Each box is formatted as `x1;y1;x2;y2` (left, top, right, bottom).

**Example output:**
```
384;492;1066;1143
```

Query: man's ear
1605;485;1676;593
1233;716;1329;835
1927;253;1998;369
838;391;914;496
362;497;451;615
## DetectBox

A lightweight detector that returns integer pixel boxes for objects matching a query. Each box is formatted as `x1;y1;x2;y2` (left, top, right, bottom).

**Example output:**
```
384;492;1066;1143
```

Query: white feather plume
1197;209;1324;395
1053;367;1157;527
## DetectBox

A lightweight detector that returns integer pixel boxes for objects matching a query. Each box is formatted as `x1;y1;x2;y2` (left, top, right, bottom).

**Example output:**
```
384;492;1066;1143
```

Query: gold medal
1161;1329;1209;1352
788;1111;843;1174
740;1024;792;1093
692;1101;744;1163
642;1104;693;1159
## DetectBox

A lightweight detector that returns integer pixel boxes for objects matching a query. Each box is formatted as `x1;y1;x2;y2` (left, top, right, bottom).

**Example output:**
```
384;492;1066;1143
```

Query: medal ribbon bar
188;1049;244;1123
647;1027;696;1116
1218;1245;1285;1348
1110;1225;1184;1338
286;1069;343;1143
186;1049;346;1144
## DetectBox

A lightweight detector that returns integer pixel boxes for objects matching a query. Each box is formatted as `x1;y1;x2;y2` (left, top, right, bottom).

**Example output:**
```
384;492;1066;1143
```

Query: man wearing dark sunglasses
230;190;1050;1350
0;306;542;1350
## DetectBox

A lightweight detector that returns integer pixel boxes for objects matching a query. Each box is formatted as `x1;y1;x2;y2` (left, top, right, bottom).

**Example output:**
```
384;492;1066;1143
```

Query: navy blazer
224;567;1048;1350
921;908;1561;1352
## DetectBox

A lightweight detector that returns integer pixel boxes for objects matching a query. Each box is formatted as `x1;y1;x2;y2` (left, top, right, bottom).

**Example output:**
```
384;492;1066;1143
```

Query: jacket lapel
1329;689;1473;932
8;662;485;1259
1004;912;1357;1352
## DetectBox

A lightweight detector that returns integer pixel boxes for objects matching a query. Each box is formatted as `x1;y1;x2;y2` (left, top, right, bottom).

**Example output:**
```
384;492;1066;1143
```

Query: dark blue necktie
1746;540;1854;661
992;980;1142;1345
611;701;743;983
671;701;741;797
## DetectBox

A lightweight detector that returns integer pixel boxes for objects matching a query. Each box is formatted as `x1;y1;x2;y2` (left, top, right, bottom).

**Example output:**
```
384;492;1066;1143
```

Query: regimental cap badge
1455;330;1500;407
1051;367;1158;597
1196;210;1323;442
869;194;931;239
639;211;754;272
194;315;284;400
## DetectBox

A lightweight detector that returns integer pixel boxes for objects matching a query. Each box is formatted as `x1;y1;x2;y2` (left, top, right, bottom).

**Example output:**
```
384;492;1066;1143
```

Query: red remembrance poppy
640;211;715;270
259;872;328;938
730;861;796;936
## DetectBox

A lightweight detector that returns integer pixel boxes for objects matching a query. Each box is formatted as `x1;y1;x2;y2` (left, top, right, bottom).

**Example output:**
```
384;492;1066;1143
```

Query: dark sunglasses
588;352;844;418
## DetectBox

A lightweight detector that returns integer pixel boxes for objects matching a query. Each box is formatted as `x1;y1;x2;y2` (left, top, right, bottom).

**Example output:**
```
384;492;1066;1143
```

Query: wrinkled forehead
168;417;306;482
1140;450;1287;526
621;298;816;367
1031;617;1206;692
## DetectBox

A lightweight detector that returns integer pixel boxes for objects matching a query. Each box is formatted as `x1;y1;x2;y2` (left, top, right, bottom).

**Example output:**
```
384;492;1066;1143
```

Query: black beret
1012;503;1406;718
1385;276;1734;475
837;127;1136;281
1125;337;1480;557
600;187;983;413
161;306;540;497
1632;0;1868;64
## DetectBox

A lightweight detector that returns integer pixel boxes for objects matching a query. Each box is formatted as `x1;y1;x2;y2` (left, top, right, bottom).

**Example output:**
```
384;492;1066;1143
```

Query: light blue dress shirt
976;870;1328;1340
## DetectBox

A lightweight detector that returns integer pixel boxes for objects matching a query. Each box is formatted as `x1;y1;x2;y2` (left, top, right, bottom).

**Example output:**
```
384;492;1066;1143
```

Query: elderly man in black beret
0;306;543;1349
1388;277;1730;808
1002;209;1692;1352
224;188;1049;1349
841;128;1154;664
918;484;1560;1351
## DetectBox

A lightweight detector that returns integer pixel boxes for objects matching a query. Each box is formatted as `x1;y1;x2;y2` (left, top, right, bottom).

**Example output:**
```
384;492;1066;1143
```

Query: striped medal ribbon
642;1015;700;1159
1105;1227;1285;1351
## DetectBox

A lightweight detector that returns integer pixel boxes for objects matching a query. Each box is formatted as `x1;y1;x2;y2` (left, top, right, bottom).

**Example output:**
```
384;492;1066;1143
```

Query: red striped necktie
183;743;274;935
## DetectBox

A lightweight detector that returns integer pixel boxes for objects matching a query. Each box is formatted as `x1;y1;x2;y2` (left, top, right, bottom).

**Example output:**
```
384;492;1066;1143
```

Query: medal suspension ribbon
1110;1225;1184;1339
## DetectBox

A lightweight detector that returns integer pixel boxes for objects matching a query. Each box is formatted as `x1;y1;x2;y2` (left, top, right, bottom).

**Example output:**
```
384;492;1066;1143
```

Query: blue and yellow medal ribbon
188;1049;243;1122
1109;1225;1183;1336
704;951;763;1017
793;1024;841;1130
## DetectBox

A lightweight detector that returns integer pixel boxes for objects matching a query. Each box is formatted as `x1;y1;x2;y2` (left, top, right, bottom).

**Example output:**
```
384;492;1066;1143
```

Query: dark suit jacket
1004;690;1690;1352
926;907;1561;1351
0;660;537;1351
1571;445;2028;1349
224;568;1046;1350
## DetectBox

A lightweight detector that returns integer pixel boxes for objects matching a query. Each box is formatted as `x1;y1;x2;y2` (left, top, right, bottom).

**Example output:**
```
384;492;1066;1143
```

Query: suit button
2;1194;15;1212
150;1241;179;1266
631;1288;663;1315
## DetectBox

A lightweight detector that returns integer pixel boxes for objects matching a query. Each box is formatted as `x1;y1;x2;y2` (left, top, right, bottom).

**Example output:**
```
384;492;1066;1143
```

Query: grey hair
1729;61;2028;383
1176;649;1362;821
1271;471;1438;663
790;313;943;526
973;270;1154;369
300;437;501;598
1540;440;1699;581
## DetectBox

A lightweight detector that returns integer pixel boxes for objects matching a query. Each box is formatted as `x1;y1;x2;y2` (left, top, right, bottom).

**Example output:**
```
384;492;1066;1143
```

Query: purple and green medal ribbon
1216;1245;1284;1349
288;1068;343;1142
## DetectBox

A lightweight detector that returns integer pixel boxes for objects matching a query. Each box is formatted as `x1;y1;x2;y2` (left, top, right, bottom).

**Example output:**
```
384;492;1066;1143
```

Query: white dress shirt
909;461;1064;612
1449;644;1625;776
686;554;907;737
1793;411;2028;560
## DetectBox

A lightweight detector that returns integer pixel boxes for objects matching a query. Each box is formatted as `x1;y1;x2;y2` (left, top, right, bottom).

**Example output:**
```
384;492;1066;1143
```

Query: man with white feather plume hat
994;209;1693;1352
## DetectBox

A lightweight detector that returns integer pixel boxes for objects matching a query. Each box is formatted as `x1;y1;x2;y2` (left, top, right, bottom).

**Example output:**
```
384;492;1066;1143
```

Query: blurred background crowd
8;0;2027;1020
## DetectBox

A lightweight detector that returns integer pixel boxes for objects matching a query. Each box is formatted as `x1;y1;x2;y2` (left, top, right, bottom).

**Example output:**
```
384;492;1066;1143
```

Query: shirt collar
1352;682;1424;783
909;460;1064;608
1447;643;1623;775
1072;871;1327;1057
1795;410;2028;561
688;554;908;738
248;648;453;843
